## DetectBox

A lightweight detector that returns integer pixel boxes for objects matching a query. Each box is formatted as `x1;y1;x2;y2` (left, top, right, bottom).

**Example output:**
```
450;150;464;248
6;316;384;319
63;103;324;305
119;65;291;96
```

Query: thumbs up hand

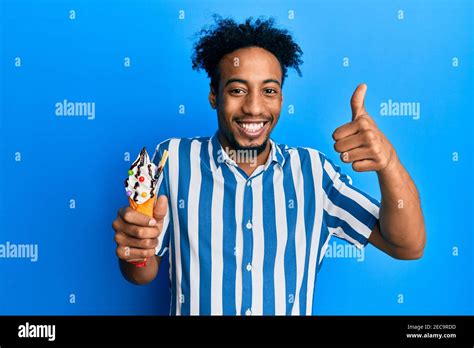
332;83;396;173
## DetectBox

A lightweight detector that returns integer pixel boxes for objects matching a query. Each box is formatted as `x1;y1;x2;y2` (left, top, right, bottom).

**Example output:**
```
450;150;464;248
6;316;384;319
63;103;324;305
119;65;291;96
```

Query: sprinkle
128;170;134;176
126;190;132;196
141;192;147;198
139;176;145;182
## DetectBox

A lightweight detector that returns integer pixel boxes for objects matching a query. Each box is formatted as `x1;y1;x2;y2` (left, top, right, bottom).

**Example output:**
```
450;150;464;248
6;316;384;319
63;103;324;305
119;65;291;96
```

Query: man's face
209;46;283;154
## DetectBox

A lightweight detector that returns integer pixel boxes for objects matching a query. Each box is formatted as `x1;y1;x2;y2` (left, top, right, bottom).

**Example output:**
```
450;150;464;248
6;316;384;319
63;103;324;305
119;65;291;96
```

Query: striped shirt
151;132;380;315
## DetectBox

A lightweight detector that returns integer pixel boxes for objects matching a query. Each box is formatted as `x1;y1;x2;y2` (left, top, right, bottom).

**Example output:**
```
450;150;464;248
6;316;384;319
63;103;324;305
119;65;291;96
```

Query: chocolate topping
126;147;160;203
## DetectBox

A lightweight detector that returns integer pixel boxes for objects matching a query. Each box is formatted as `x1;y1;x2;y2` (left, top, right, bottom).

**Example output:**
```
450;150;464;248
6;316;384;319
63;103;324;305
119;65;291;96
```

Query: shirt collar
210;131;285;171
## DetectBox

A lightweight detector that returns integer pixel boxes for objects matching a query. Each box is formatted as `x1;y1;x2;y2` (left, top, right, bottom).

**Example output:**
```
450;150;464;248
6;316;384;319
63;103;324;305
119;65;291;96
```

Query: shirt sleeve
151;142;172;257
320;153;380;249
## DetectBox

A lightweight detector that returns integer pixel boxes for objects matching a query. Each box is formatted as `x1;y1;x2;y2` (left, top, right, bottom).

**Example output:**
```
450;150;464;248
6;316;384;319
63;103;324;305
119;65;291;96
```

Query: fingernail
149;219;157;226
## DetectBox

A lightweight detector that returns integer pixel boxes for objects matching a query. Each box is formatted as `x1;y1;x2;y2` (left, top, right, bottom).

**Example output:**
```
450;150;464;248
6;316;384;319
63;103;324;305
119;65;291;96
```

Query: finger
127;258;148;263
333;115;375;143
124;223;160;239
352;159;378;172
340;147;374;163
119;206;157;227
113;212;161;239
116;245;156;261
351;83;367;120
153;195;168;222
113;216;160;239
334;133;365;153
115;231;158;249
332;121;360;141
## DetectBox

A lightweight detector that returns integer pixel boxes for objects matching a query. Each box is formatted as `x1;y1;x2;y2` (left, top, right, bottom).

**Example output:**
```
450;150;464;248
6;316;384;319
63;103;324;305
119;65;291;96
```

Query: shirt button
245;308;252;316
246;221;252;229
246;263;252;272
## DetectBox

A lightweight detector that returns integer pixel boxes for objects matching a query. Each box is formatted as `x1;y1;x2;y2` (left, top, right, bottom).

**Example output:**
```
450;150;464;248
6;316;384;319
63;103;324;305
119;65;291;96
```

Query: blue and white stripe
151;132;380;315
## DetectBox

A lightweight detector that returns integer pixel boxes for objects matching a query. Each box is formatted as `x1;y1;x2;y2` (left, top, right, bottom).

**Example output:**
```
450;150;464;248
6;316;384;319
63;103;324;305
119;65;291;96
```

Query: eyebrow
224;78;281;87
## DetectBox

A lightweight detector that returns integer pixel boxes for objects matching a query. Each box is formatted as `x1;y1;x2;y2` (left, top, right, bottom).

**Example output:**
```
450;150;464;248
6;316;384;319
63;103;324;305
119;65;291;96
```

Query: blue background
0;0;472;315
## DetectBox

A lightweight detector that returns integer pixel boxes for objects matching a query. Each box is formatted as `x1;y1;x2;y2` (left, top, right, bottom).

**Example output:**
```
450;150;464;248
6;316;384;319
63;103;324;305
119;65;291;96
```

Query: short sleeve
151;142;172;257
320;153;380;249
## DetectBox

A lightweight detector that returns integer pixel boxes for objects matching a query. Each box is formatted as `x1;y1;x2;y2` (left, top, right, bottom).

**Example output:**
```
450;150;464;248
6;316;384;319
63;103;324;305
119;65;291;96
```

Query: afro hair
191;15;303;91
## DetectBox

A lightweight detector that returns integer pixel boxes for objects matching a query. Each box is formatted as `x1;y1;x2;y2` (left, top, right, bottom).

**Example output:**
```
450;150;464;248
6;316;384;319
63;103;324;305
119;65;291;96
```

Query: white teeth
240;122;264;132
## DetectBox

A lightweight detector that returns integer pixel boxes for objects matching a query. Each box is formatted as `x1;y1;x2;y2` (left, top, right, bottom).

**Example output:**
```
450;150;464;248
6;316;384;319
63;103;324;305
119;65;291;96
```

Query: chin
233;135;270;155
233;133;266;147
236;139;265;148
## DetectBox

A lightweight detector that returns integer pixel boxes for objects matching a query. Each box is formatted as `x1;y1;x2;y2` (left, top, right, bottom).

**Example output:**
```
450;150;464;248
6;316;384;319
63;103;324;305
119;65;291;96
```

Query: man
112;17;426;315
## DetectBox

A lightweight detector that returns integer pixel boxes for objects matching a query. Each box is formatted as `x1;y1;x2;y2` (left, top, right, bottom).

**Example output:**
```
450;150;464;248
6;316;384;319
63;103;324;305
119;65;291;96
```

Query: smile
235;120;270;139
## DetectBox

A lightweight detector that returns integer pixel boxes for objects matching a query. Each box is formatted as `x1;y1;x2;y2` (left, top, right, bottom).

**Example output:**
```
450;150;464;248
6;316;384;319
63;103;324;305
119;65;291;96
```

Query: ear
208;85;217;109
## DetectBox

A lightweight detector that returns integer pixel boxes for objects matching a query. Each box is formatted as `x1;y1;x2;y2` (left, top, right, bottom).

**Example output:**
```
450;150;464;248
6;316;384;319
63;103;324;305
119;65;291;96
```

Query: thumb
350;83;367;120
153;195;168;221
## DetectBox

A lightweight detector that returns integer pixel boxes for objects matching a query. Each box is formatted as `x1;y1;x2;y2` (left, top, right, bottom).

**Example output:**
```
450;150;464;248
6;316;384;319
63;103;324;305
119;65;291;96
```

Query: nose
241;91;264;116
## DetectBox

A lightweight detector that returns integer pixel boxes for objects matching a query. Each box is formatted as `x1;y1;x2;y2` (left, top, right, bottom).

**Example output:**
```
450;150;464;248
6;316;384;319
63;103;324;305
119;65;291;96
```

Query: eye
264;88;278;95
230;88;246;95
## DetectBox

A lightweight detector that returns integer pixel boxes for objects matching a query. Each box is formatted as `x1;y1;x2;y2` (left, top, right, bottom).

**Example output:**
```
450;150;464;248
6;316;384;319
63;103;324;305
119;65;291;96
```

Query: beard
229;136;269;156
218;115;273;157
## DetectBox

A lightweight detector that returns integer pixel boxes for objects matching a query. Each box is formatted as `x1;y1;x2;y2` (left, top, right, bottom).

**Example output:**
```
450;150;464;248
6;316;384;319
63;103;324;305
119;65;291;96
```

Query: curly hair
191;15;303;91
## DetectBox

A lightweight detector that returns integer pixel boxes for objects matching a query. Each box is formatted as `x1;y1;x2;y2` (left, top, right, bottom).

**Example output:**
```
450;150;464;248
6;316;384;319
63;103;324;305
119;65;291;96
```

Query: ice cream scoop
124;147;158;205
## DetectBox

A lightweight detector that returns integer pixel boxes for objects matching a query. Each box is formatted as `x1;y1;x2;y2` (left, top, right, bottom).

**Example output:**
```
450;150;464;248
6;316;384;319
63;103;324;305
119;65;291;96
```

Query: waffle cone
128;196;156;218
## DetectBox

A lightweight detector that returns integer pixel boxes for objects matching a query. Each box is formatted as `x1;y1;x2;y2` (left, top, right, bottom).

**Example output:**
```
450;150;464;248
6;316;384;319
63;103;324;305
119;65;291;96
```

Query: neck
218;132;271;177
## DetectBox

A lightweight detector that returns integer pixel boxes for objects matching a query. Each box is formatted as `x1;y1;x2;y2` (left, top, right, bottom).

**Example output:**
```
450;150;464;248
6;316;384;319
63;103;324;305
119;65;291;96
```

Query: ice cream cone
128;195;156;218
124;147;168;268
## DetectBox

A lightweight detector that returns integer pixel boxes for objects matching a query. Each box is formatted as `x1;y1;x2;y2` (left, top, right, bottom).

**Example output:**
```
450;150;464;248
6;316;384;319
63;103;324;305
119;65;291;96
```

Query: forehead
218;46;282;82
